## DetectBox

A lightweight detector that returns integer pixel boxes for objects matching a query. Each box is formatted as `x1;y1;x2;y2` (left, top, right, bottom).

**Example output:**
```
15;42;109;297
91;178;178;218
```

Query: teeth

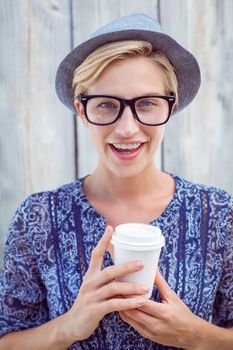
113;143;141;150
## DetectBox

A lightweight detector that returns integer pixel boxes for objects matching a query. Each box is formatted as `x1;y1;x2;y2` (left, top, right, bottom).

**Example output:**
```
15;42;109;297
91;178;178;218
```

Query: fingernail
141;285;149;292
135;260;144;268
136;297;146;305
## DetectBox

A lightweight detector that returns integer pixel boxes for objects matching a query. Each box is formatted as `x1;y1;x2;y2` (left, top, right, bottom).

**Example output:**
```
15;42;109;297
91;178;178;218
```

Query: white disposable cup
111;223;165;298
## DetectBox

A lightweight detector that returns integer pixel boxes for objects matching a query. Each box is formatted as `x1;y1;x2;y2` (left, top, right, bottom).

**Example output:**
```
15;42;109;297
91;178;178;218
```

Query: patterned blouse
0;175;233;350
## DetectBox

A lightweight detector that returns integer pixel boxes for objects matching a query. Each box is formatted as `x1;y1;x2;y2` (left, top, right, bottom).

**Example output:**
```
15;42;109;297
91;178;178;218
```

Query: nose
114;105;140;137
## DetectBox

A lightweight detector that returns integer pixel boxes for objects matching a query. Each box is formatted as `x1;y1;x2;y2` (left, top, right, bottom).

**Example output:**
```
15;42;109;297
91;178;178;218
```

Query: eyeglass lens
86;96;170;125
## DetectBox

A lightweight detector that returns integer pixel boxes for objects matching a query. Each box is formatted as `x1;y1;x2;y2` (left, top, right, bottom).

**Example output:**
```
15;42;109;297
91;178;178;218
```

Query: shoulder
173;174;233;226
20;178;83;209
9;179;84;235
174;174;232;204
174;175;233;249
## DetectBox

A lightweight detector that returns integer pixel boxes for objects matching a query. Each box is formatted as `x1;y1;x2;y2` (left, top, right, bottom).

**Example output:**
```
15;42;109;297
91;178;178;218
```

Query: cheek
148;127;165;153
158;127;165;142
149;126;165;145
88;127;108;150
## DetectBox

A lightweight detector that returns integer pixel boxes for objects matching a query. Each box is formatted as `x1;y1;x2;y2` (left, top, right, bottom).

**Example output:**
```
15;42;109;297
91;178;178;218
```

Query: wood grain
1;0;233;265
160;0;233;192
0;0;75;263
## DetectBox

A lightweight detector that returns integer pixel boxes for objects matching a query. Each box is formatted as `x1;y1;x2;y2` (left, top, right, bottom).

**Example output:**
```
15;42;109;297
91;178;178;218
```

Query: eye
97;101;118;109
137;98;159;109
141;100;154;106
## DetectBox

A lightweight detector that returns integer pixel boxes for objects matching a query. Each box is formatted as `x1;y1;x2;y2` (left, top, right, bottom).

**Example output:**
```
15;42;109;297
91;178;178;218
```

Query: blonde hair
72;40;178;104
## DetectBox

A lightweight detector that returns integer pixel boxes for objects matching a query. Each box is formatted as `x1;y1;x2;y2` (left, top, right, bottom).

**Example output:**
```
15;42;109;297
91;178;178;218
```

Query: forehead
88;56;166;97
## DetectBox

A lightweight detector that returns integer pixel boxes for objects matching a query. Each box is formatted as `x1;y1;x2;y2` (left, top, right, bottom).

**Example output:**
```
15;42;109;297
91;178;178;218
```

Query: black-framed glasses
77;94;176;126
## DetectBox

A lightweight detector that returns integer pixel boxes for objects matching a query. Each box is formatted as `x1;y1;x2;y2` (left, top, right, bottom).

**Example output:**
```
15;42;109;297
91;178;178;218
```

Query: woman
0;13;232;350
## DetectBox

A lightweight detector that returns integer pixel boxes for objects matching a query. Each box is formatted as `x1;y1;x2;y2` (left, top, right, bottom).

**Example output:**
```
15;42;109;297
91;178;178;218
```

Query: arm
0;226;148;350
120;271;233;350
0;315;73;350
212;196;233;329
192;319;233;350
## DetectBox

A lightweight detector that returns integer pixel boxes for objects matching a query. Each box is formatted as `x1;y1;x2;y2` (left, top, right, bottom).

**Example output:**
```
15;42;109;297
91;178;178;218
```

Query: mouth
109;142;145;159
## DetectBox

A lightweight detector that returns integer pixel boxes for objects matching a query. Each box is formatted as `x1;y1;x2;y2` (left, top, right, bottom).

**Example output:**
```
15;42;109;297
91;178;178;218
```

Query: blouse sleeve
0;194;50;337
212;196;233;328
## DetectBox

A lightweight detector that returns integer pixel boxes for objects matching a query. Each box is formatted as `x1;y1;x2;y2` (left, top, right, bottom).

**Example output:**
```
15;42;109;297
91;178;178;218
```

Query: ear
171;98;178;116
74;100;89;127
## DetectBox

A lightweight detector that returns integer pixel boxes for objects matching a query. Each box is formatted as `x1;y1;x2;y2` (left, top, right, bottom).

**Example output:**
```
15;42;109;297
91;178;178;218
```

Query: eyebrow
87;92;167;98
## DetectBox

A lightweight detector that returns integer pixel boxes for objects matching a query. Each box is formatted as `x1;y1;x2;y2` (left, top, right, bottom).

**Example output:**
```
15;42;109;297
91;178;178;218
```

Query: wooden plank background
1;0;233;266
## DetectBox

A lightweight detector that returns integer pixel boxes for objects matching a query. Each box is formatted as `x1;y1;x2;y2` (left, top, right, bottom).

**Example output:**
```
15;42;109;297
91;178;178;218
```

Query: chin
109;164;147;179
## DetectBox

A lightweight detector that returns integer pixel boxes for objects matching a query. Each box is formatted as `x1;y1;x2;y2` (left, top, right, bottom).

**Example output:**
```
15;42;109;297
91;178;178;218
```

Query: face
76;56;168;179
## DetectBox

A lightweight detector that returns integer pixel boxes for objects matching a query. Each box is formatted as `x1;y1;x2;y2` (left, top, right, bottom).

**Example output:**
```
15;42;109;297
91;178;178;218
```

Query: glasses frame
77;94;176;126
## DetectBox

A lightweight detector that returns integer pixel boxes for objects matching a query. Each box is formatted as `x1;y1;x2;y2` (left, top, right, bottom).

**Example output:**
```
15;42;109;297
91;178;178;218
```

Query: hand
119;271;200;349
63;226;148;343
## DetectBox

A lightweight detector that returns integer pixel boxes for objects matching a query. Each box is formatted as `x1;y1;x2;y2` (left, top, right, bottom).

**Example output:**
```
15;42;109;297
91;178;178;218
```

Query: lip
109;142;145;160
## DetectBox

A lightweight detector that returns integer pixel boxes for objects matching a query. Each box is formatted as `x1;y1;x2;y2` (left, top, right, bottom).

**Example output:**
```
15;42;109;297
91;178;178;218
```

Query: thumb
154;270;177;302
88;225;114;273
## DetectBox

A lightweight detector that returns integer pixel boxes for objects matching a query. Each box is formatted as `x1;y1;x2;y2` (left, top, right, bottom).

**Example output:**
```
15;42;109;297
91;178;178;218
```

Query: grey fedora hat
55;13;201;114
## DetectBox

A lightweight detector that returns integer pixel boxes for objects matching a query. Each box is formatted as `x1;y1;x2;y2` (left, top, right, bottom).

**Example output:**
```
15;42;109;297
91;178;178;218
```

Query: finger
99;259;144;285
100;295;146;315
88;225;114;273
119;311;149;335
83;259;144;291
119;310;127;322
96;281;149;300
122;307;159;326
121;315;158;345
154;270;177;302
119;310;130;324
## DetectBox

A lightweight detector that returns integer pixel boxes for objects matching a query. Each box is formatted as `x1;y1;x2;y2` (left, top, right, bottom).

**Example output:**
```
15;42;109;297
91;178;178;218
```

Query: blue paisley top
0;175;233;350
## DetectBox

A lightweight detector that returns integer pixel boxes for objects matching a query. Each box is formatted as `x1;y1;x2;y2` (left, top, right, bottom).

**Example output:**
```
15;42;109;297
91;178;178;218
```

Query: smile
109;142;145;160
112;143;141;150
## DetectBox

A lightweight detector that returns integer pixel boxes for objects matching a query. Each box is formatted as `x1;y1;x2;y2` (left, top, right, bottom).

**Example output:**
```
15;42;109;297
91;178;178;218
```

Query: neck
84;163;174;204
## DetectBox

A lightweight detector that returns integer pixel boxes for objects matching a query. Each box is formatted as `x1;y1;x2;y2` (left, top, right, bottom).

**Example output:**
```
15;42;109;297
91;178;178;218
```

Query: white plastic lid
111;223;165;251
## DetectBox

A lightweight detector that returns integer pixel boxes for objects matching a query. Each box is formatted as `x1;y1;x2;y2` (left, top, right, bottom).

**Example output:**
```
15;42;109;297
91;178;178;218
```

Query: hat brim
55;29;201;114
